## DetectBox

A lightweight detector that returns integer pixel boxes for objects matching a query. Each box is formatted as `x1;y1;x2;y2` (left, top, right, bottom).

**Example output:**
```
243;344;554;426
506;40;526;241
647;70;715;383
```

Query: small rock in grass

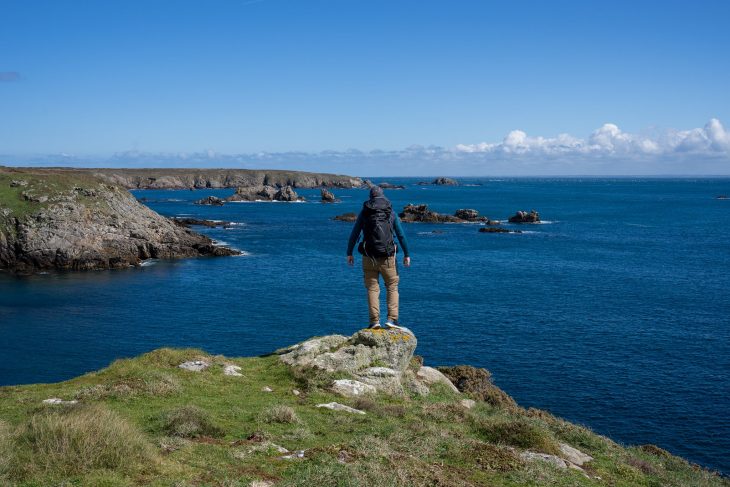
460;399;476;409
316;402;366;415
223;364;243;376
281;450;305;460
178;360;210;372
250;481;274;487
520;451;568;469
292;389;301;396
42;398;78;405
331;379;377;397
559;443;593;466
262;386;273;392
416;366;459;393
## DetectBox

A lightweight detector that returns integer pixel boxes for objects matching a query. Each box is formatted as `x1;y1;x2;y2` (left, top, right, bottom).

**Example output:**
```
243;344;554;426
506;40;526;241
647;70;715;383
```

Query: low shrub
159;405;224;438
13;404;154;478
476;417;559;454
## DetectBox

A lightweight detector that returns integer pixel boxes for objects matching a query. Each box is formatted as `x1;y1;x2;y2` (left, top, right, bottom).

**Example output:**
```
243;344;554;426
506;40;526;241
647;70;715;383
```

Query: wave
140;259;158;267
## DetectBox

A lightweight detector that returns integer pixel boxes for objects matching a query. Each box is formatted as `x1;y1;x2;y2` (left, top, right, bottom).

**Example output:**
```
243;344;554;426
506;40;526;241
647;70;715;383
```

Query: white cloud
455;118;730;158
3;119;729;175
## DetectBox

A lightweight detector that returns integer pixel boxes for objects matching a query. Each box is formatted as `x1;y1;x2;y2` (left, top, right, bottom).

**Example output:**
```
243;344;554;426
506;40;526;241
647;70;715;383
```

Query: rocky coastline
0;168;239;273
77;168;364;190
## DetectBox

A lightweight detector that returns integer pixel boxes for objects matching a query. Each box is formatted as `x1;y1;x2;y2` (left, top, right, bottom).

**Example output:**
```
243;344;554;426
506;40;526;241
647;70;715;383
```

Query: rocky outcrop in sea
432;177;459;185
0;169;239;273
320;188;338;203
509;210;541;223
399;204;491;223
226;184;303;202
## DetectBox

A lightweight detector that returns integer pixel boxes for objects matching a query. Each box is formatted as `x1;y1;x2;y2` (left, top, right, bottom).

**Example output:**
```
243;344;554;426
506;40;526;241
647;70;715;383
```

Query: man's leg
381;256;400;323
362;258;381;325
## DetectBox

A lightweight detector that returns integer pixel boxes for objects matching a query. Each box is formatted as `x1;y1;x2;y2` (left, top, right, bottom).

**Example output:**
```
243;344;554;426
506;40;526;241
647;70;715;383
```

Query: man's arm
392;212;411;265
346;212;364;257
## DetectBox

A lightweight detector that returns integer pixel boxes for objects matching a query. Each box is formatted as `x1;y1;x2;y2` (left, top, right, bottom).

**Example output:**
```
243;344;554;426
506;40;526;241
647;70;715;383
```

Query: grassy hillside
0;347;725;487
0;168;110;221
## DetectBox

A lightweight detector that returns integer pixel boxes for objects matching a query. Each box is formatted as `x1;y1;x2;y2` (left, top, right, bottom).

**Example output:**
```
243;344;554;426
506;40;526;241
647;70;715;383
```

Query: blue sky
1;0;729;175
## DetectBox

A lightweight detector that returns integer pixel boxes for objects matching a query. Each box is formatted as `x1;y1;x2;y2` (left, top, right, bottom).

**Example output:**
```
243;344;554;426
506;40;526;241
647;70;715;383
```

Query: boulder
331;379;377;397
333;213;357;222
194;196;225;206
416;366;459;393
559;443;593;466
277;328;421;395
437;365;517;408
508;210;540;223
432;177;459;186
320;188;338;202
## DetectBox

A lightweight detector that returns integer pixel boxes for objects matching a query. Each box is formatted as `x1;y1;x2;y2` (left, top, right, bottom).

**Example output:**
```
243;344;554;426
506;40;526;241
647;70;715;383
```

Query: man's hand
347;255;355;266
404;256;411;267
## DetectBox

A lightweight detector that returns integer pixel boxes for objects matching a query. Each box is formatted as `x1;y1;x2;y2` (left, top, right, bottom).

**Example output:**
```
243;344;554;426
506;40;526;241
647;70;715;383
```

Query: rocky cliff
74;168;365;189
0;168;239;273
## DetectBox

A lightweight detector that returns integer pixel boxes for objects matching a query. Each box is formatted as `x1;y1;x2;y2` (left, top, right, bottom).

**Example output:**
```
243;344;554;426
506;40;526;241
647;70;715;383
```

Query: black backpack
358;197;396;258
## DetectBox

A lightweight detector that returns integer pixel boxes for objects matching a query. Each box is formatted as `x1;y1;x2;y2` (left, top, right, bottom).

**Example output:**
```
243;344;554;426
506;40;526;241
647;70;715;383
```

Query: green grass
0;167;114;227
0;347;727;487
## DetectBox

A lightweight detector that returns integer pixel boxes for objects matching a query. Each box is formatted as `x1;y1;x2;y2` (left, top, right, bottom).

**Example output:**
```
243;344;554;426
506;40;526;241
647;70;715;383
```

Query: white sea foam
140;259;158;267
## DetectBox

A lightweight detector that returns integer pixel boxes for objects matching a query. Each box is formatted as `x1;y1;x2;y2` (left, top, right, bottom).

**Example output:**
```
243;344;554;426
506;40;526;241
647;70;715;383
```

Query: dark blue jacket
347;198;410;257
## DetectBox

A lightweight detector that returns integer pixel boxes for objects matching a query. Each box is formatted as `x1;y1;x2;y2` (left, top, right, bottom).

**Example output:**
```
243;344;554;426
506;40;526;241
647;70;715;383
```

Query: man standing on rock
347;186;410;330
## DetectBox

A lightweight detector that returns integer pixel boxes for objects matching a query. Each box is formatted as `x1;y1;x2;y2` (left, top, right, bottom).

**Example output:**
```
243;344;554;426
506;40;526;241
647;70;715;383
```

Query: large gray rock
278;328;431;396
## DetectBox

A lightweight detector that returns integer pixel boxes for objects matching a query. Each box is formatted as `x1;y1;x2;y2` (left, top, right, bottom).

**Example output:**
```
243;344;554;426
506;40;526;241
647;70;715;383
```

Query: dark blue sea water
1;178;729;474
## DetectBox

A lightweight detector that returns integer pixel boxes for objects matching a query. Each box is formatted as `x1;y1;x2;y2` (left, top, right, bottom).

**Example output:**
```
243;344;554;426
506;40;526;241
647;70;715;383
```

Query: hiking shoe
384;320;405;330
368;323;382;330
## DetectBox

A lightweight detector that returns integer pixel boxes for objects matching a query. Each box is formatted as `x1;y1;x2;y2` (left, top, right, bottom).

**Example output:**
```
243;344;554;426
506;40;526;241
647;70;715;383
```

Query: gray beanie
369;185;384;199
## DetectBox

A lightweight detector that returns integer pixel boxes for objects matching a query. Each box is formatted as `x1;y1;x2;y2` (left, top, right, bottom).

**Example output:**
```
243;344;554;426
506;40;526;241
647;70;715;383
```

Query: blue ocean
1;178;729;474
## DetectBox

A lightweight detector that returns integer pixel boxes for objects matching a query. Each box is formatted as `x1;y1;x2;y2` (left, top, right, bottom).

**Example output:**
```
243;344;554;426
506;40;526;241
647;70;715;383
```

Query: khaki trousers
362;256;399;324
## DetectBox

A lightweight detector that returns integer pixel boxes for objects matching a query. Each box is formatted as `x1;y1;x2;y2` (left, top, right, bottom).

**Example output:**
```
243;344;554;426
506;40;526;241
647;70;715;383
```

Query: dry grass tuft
75;372;180;400
159;405;224;438
258;405;300;425
12;404;154;478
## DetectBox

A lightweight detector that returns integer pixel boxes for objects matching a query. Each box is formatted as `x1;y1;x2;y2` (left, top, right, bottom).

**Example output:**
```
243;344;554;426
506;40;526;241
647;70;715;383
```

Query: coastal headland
0;328;725;486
